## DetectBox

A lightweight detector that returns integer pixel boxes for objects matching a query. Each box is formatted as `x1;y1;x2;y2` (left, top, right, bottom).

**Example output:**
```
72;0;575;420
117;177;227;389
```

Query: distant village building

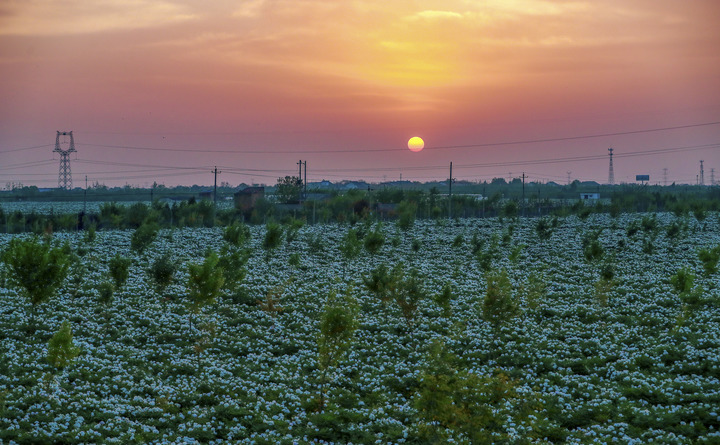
234;186;265;214
580;193;600;200
199;190;213;201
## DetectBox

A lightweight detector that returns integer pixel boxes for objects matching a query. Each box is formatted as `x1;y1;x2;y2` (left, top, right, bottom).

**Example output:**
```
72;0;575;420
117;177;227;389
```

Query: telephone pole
663;168;668;186
700;160;704;186
522;172;526;217
448;162;454;219
608;148;614;185
212;166;221;204
711;168;715;186
303;161;307;197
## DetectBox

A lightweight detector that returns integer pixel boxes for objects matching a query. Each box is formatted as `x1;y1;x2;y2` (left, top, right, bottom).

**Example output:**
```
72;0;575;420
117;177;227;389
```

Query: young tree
130;222;159;254
148;253;177;296
339;228;361;273
187;251;225;374
108;253;132;289
364;224;385;255
223;221;251;246
698;246;720;277
2;237;70;329
317;290;359;411
47;320;80;370
482;268;518;328
262;221;284;261
187;251;225;314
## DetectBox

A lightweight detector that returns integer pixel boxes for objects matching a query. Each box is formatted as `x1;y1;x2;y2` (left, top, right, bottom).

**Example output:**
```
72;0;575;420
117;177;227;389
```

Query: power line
61;120;720;155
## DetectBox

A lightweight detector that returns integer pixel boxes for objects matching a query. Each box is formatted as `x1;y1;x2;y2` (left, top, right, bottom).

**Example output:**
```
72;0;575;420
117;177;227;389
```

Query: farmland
1;212;719;444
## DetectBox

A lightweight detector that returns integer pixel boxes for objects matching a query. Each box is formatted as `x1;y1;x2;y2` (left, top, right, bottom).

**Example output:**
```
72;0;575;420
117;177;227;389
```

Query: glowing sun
408;136;424;152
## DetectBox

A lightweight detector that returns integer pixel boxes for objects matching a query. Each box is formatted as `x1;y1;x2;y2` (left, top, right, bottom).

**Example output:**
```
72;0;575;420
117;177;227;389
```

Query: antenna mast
608;148;614;185
53;131;76;190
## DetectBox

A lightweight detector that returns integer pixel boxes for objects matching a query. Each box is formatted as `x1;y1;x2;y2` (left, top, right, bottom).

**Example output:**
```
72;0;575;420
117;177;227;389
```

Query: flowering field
1;212;719;444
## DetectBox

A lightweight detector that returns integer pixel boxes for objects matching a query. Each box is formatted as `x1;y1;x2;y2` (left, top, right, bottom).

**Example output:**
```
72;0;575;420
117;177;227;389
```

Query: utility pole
567;171;572;186
663;168;668;186
700;160;705;186
83;175;88;214
608;148;614;185
448;162;454;219
303;160;307;196
213;166;221;204
521;172;526;217
711;168;715;186
297;160;302;182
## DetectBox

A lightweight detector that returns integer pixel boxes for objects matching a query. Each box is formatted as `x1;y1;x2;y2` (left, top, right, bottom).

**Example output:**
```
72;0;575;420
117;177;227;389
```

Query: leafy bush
2;236;70;326
148;253;177;295
339;228;361;262
217;246;250;293
108;254;132;289
364;224;385;255
187;252;224;313
482;268;517;327
97;281;115;305
223;221;251;246
47;321;80;370
130;222;158;254
317;290;359;410
263;222;283;254
414;340;520;443
698;246;720;276
670;267;695;295
452;234;464;248
397;201;418;231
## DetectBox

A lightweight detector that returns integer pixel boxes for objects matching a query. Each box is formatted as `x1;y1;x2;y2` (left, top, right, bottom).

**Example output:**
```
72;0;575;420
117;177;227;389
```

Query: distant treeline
0;183;718;234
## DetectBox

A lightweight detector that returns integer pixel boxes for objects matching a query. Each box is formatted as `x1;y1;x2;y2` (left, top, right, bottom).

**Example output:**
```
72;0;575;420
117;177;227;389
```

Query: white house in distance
580;193;600;200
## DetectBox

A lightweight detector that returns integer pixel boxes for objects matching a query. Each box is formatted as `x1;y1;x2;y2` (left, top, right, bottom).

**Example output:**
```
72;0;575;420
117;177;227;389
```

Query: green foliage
414;340;519;444
2;236;70;308
285;218;304;243
475;235;500;272
318;291;359;371
288;252;301;267
363;224;385;255
641;215;658;233
84;224;96;243
217;246;250;293
435;283;453;316
188;252;225;313
666;220;682;240
275;175;302;204
698;246;720;277
508;244;525;263
317;290;359;410
397;200;417;231
47;321;80;370
524;272;547;310
411;238;422;253
262;222;284;253
582;230;604;262
223;221;251;246
599;263;615;282
452;234;464;248
339;228;361;262
482;268;517;327
148;253;177;295
670;267;695;295
97;281;115;305
536;217;554;240
502;200;518;219
363;263;393;303
130;222;158;254
108;254;132;289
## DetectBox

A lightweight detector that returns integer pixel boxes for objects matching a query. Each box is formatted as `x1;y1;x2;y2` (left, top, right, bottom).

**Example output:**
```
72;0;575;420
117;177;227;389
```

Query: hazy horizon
1;1;719;188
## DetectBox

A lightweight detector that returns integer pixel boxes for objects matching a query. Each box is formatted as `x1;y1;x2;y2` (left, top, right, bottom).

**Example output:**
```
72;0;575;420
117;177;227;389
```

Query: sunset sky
1;0;719;188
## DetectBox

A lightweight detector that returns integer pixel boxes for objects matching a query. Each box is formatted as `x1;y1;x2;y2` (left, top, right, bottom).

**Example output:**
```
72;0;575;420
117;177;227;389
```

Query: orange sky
1;0;719;187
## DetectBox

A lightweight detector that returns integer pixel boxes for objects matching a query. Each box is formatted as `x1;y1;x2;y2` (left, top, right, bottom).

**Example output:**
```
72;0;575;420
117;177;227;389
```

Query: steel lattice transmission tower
608;148;614;185
53;131;76;190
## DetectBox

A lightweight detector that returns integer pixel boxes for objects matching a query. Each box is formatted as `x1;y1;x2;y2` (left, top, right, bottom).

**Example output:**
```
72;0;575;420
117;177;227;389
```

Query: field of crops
1;212;719;444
